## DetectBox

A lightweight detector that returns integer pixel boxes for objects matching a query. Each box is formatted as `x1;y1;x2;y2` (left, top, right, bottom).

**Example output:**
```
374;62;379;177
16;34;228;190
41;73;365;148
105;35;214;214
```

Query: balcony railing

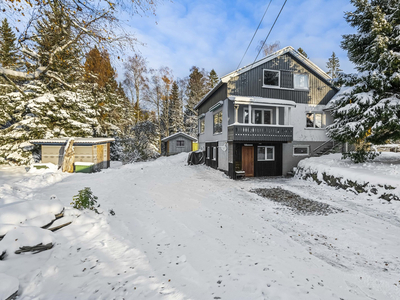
228;124;293;142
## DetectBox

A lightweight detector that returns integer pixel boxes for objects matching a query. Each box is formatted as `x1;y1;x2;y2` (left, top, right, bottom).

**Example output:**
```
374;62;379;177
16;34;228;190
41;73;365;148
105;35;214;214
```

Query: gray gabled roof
194;46;336;110
161;132;197;142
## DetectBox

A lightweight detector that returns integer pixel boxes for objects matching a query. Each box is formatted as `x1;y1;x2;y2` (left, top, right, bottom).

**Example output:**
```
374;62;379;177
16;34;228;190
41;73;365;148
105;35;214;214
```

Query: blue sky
119;0;356;80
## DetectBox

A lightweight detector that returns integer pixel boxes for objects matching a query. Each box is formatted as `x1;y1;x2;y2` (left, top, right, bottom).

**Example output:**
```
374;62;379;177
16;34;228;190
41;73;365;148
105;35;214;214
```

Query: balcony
228;124;293;142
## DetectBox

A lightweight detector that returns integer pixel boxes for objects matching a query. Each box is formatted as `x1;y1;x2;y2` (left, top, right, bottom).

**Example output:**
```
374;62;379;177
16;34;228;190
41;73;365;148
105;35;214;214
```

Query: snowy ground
1;154;400;299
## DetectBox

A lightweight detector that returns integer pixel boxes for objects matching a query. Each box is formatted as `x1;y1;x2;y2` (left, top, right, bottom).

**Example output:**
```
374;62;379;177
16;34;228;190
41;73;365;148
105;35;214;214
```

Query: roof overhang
229;96;296;107
161;132;197;142
30;137;115;145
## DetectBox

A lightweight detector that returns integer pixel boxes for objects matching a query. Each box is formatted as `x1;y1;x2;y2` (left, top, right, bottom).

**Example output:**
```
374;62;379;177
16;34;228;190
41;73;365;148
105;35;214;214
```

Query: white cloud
117;0;357;81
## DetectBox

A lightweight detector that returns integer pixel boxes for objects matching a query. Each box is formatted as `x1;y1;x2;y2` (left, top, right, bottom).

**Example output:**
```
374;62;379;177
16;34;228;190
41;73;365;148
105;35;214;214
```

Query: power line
253;0;288;64
236;0;273;70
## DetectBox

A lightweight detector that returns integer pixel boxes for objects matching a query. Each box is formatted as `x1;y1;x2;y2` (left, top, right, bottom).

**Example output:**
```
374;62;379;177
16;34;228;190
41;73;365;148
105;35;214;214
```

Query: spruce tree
327;0;400;162
184;66;207;136
326;52;342;80
297;47;308;58
32;1;83;88
208;69;219;90
169;81;183;134
0;18;19;68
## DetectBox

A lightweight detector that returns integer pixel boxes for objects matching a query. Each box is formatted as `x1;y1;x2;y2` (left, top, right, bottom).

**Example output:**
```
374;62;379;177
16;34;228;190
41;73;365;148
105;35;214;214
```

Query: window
199;118;205;134
212;147;217;161
176;140;185;147
294;73;309;90
213;111;222;134
306;112;325;128
257;146;275;161
293;145;309;156
263;70;280;87
206;147;210;159
254;109;272;125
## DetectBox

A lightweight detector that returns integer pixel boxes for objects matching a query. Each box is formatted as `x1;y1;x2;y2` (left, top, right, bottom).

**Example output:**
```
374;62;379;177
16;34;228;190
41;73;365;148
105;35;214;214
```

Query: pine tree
327;0;400;162
0;18;19;68
326;52;342;80
168;81;183;134
208;69;219;90
184;66;207;136
297;47;308;58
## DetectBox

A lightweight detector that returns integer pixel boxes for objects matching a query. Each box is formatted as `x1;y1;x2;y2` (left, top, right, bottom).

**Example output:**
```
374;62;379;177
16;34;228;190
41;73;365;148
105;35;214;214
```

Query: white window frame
212;147;217;161
293;145;309;156
253;108;273;125
206;147;210;159
257;146;275;161
294;73;309;90
263;69;280;88
213;110;223;135
176;140;185;147
306;112;326;129
199;118;205;134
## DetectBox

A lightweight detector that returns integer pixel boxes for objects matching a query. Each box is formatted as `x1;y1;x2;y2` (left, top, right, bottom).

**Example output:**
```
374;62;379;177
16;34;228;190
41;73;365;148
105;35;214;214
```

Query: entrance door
242;146;254;177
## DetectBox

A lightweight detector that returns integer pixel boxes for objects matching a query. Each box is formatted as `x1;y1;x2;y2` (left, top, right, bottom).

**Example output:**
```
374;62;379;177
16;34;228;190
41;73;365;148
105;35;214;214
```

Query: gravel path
251;187;344;215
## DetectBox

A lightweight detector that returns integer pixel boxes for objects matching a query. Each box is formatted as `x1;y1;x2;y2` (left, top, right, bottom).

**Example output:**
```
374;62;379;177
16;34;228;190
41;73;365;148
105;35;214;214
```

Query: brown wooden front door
242;146;254;177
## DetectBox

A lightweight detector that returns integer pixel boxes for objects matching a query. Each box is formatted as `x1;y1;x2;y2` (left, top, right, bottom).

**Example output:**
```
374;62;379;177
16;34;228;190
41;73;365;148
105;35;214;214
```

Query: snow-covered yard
0;153;400;299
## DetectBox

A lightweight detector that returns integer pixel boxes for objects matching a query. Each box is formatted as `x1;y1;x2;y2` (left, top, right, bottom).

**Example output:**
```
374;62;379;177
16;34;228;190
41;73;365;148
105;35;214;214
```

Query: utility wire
253;0;288;64
236;0;273;70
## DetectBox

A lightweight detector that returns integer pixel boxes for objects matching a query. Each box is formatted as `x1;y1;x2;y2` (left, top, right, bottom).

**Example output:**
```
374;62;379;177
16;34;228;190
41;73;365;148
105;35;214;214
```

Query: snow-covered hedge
295;153;400;201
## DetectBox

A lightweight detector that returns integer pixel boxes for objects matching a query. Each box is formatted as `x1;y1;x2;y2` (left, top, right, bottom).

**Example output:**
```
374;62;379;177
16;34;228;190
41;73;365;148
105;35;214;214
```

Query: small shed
161;132;197;156
29;137;115;171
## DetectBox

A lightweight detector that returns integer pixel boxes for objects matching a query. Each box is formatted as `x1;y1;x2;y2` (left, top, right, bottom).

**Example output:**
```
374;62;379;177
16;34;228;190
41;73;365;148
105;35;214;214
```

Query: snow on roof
29;137;115;145
161;132;197;142
194;46;335;110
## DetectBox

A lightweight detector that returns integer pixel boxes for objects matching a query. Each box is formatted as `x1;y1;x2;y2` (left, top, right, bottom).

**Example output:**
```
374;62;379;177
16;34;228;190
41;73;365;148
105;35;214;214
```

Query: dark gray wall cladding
227;53;337;105
281;70;293;88
198;84;228;115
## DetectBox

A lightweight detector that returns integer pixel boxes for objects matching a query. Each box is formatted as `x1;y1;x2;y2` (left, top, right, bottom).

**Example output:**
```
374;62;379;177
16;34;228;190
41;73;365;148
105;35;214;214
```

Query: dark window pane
264;110;271;124
257;146;265;161
294;147;308;154
266;147;274;160
254;110;262;124
264;70;279;86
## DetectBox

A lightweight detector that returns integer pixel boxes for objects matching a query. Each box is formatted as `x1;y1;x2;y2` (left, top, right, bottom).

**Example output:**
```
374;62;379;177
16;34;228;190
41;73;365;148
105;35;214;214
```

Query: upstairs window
199;118;205;134
263;70;280;87
213;111;222;134
294;73;309;90
176;140;185;147
306;112;325;128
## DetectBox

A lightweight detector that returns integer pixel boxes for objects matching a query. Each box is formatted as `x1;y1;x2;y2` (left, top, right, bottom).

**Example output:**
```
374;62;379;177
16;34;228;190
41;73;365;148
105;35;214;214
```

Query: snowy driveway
1;154;399;299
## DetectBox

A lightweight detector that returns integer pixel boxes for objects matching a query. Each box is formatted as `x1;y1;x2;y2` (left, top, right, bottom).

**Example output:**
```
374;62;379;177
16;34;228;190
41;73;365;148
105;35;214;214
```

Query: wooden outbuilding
161;132;197;156
29;137;114;172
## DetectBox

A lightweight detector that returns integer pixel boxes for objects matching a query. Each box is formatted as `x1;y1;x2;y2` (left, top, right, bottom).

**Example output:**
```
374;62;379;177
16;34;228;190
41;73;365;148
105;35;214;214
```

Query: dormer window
263;69;280;87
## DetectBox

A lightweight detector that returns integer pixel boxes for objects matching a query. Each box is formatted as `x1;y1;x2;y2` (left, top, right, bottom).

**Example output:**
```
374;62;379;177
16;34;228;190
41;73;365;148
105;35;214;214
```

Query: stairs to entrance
311;139;342;157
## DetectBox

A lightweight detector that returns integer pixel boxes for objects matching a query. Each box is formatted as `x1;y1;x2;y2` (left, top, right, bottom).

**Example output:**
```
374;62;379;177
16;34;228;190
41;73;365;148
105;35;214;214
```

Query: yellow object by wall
192;142;199;151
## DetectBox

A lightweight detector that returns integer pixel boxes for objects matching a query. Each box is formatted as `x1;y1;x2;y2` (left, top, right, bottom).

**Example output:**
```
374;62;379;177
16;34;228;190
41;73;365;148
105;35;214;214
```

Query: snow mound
0;199;63;231
0;273;19;300
297;153;400;188
29;163;58;173
0;227;55;258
